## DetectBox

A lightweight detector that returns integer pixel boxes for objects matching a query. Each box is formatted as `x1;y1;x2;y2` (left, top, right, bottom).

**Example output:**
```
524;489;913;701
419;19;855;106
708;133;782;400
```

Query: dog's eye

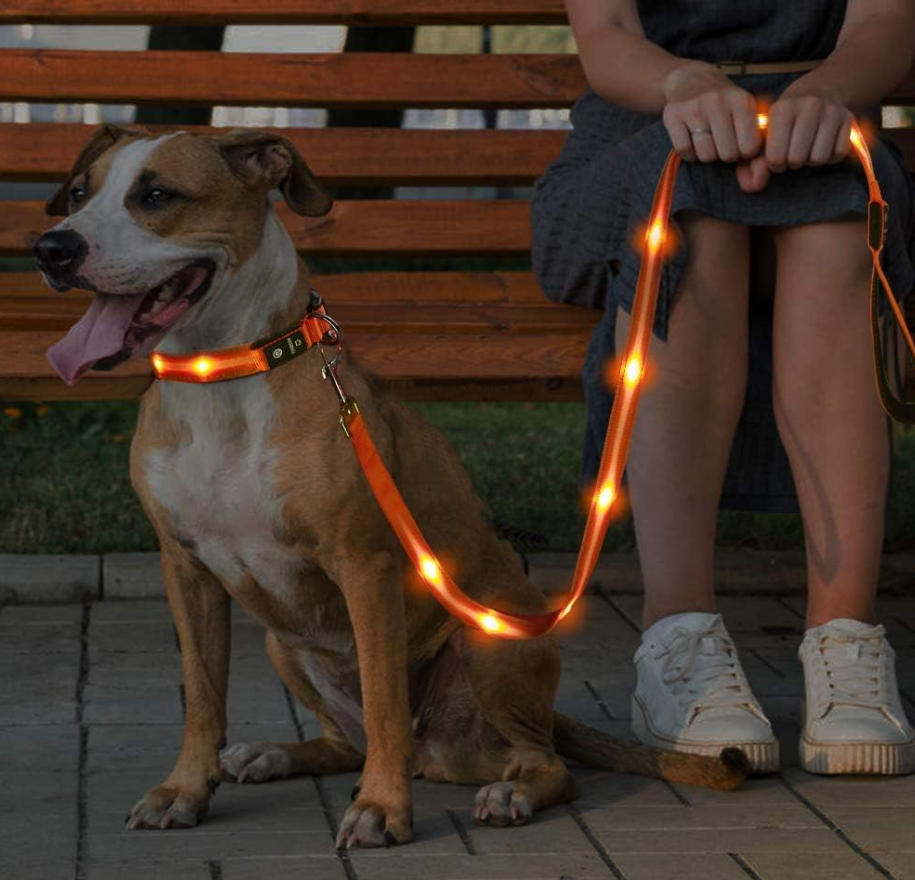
140;188;176;208
69;185;86;204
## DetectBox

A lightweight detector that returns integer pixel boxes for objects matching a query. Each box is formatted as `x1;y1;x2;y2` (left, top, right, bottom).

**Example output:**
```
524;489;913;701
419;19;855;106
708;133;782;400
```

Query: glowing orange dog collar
149;290;334;383
151;117;915;639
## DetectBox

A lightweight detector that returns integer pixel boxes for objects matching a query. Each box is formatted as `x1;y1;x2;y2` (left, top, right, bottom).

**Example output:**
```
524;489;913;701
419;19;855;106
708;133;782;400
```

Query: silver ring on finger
690;127;711;138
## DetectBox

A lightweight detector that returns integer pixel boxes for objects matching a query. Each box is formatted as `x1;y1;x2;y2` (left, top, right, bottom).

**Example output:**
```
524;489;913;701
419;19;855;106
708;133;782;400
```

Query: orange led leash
334;116;914;639
150;116;915;640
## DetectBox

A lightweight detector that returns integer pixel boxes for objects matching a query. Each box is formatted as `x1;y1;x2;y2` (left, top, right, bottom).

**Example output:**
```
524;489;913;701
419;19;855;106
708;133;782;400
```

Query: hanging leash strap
854;128;915;422
149;116;915;639
330;116;915;640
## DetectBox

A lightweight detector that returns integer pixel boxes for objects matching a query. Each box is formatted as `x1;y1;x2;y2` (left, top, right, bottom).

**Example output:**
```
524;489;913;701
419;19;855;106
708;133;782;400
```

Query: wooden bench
0;1;913;403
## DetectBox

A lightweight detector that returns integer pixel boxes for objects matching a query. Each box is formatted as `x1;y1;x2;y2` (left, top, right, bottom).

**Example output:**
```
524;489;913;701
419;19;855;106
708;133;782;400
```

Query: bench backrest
0;2;912;402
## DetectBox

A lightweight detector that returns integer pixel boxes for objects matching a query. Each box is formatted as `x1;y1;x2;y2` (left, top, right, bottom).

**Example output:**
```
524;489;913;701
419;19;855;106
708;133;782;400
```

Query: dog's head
35;125;332;385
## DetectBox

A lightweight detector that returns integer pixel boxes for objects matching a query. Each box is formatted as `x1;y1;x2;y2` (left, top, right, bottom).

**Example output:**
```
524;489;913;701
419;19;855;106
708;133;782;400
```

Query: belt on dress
716;60;824;76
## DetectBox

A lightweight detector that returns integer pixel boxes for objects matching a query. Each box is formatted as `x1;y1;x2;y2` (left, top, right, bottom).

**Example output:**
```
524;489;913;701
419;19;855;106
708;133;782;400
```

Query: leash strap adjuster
338;398;360;438
868;200;888;252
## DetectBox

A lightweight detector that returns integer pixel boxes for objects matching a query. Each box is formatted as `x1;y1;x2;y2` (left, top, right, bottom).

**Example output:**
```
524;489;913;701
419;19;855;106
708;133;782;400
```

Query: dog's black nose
33;229;88;272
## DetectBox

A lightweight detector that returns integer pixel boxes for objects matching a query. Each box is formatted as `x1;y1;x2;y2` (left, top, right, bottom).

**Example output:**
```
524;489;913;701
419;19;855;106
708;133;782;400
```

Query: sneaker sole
799;736;915;775
632;695;780;774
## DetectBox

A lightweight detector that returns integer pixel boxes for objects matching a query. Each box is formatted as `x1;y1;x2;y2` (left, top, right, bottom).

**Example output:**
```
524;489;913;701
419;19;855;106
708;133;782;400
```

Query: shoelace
816;625;888;711
659;624;755;719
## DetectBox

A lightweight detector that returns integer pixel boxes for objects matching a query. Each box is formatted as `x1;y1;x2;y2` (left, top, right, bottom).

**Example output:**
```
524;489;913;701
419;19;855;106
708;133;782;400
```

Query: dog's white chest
146;382;300;601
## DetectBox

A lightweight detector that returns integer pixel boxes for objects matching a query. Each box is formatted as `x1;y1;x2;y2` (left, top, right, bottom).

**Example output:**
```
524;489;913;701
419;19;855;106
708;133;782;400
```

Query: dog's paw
473;782;533;827
220;742;292;784
126;784;210;831
335;798;413;849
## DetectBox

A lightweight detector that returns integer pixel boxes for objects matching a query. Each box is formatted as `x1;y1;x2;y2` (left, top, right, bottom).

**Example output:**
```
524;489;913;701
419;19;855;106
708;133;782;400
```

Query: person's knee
668;211;750;332
676;210;750;293
677;210;749;257
772;216;872;294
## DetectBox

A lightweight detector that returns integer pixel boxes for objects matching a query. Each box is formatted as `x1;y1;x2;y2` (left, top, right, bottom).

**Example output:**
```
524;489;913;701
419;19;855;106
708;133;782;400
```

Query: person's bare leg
619;211;750;628
770;218;888;628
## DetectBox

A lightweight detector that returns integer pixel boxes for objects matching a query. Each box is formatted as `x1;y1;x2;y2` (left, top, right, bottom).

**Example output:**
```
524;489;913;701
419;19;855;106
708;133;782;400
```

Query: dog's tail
552;712;749;791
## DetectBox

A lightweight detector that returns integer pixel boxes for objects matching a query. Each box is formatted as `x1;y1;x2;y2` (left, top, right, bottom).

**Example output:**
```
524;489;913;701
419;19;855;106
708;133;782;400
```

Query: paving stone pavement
2;568;915;880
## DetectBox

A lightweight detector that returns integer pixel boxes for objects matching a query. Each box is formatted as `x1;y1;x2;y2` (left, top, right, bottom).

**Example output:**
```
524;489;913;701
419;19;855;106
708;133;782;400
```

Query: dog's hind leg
457;628;579;827
220;632;363;784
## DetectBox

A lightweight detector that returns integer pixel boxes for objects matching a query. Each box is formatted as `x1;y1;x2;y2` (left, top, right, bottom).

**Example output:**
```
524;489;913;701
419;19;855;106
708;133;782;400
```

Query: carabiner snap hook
309;311;347;404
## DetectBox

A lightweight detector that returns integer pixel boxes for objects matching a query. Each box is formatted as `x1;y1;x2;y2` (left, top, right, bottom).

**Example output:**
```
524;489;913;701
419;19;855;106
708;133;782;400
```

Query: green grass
2;400;914;555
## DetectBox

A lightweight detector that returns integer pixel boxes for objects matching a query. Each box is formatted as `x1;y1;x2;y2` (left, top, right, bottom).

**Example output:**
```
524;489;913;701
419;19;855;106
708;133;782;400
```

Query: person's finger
736;155;770;192
706;98;739;163
685;107;718;162
765;103;794;173
750;154;771;189
786;100;819;169
663;106;698;161
691;128;717;162
732;92;763;159
829;114;854;164
809;112;841;166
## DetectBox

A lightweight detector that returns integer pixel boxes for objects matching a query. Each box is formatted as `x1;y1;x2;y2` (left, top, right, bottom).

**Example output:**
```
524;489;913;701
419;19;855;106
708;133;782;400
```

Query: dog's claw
473;781;533;827
126;784;208;832
337;798;412;848
159;806;198;830
220;742;291;784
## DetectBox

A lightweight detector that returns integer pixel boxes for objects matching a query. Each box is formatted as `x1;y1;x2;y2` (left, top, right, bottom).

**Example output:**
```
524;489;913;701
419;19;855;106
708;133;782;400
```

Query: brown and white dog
34;125;746;848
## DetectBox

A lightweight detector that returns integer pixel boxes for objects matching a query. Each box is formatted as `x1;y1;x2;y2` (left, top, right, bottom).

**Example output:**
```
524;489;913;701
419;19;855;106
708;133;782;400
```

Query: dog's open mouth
47;259;216;386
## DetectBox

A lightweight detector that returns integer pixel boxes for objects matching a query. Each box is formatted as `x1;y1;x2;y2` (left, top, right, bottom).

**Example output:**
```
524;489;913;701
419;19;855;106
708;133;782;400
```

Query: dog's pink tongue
47;292;147;386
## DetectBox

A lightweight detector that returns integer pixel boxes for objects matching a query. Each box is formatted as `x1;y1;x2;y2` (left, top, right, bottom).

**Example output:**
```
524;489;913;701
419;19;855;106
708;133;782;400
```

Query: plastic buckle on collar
259;328;308;370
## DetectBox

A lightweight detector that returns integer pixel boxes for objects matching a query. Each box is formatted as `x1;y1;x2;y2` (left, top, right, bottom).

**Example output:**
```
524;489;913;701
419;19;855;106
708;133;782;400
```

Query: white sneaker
631;612;779;772
799;618;915;775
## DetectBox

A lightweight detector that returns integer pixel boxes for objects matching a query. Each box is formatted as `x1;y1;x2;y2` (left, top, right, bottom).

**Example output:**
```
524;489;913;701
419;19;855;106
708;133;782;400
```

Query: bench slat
3;49;915;107
0;124;567;186
0;0;568;25
2;292;596;337
0;271;552;307
1;298;597;333
0;200;533;256
0;50;583;109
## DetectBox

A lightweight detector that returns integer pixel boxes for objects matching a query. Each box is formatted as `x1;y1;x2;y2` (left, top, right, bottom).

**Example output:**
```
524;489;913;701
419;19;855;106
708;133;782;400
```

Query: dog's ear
214;129;333;217
46;124;141;217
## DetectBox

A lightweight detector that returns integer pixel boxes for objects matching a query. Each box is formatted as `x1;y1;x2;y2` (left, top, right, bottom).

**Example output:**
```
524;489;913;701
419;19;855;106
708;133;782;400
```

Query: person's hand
737;83;855;193
662;62;763;170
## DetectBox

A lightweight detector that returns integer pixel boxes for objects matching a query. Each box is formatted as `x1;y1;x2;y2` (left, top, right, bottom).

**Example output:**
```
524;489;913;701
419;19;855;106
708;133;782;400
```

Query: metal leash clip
308;310;348;406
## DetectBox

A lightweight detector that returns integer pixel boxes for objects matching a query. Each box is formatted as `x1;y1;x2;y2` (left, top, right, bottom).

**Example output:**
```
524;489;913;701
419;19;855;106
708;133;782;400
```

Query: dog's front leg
127;541;230;830
333;551;413;849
